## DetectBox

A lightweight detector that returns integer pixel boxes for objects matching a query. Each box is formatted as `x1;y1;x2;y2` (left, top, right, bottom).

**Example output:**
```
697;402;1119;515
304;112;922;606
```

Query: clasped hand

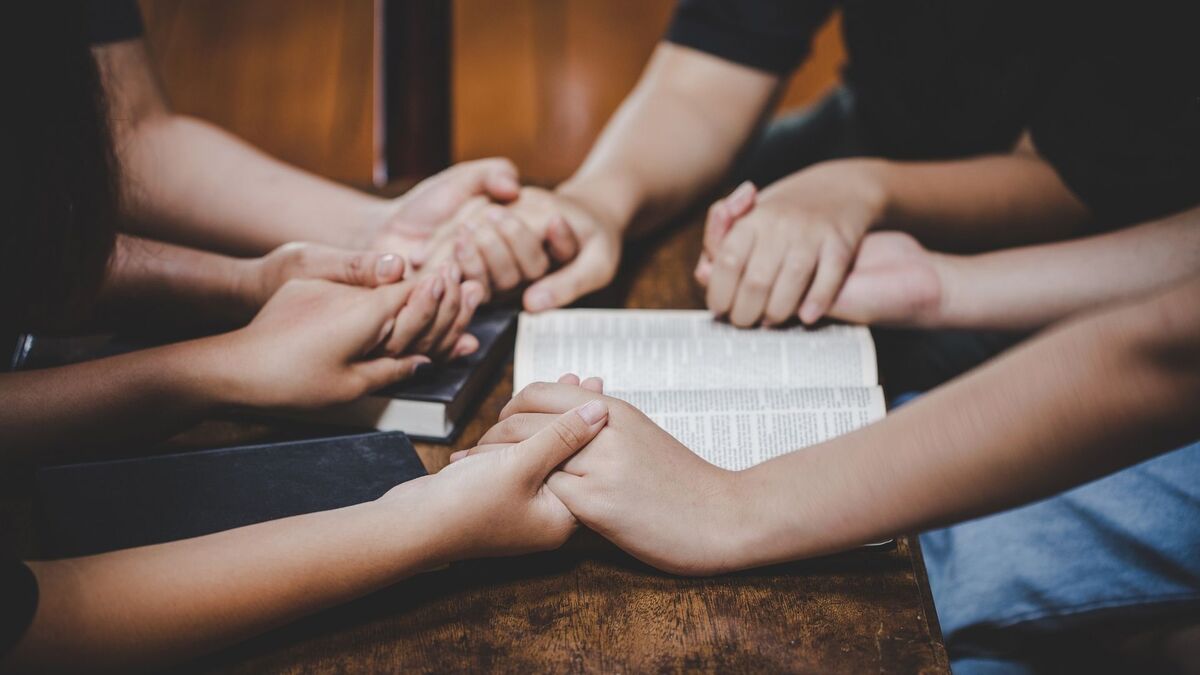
443;375;753;576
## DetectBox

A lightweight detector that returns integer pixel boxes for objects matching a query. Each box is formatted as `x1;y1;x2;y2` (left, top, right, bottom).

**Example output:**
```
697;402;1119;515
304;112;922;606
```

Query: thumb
353;354;431;391
321;249;407;287
516;400;608;480
522;247;611;312
460;157;520;202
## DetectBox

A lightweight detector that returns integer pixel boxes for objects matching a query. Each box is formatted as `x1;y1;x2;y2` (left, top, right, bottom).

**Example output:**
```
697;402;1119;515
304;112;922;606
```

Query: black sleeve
1030;10;1200;226
88;0;145;45
1;560;38;658
664;0;836;75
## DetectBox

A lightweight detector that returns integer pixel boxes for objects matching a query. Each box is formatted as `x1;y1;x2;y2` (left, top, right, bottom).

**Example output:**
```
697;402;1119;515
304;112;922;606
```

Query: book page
608;387;886;471
514;309;877;393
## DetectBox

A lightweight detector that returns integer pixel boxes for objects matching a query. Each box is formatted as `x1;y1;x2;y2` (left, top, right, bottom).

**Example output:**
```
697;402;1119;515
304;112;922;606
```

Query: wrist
926;252;972;329
229;257;271;318
373;476;461;568
558;172;641;237
851;158;896;228
347;196;398;250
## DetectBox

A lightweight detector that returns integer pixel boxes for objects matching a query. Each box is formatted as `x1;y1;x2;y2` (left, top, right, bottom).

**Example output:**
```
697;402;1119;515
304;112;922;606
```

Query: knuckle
716;250;744;271
344;253;367;280
741;274;772;293
548;419;583;449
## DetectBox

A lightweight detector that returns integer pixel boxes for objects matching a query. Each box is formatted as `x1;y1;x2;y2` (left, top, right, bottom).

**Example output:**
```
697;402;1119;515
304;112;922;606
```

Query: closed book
34;431;426;558
296;306;516;441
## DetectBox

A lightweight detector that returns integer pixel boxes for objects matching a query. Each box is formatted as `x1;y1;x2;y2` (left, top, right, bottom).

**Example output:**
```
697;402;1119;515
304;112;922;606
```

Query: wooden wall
138;0;844;186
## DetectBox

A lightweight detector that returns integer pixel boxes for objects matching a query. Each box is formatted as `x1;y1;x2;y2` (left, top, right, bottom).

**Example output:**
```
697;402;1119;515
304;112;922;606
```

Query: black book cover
34;431;426;558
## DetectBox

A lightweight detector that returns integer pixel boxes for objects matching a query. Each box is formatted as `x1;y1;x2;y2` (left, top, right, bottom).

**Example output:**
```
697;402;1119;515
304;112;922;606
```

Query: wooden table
2;217;949;673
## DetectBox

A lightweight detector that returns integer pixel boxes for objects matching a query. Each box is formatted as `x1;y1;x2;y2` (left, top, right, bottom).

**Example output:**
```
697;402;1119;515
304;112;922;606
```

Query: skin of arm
696;136;1091;327
0;278;451;461
828;204;1200;331
2;402;609;673
474;274;1200;575
459;43;781;312
93;40;520;256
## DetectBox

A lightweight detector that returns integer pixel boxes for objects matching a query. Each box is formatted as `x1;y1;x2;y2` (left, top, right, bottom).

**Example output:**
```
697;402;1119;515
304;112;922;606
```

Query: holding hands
454;376;749;576
696;159;893;327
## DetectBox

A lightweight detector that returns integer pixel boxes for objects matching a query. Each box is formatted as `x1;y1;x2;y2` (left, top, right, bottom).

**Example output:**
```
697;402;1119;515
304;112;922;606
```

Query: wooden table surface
2;216;949;674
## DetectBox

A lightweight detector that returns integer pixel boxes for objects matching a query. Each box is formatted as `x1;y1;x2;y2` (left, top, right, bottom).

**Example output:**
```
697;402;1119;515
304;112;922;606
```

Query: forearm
876;148;1090;250
120;114;388;253
934;206;1200;330
96;41;387;255
0;338;233;460
559;43;778;238
8;488;444;672
94;235;257;330
739;275;1200;564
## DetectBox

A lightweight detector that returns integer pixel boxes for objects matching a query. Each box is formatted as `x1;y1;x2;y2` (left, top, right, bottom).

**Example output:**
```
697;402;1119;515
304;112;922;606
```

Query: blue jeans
921;440;1200;674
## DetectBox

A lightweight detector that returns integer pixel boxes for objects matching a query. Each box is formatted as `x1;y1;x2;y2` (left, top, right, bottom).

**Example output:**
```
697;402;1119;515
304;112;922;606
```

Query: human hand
462;378;748;576
240;242;409;313
216;276;465;408
697;159;891;327
364;158;522;261
392;398;609;563
827;231;950;327
451;187;618;312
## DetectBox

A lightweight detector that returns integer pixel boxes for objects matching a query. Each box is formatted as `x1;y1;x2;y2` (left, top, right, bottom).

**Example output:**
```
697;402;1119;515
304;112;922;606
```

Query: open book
514;309;884;471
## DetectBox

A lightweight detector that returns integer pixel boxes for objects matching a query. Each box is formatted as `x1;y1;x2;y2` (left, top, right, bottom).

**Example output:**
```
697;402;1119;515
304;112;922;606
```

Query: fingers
411;265;462;355
799;237;854;324
728;235;785;327
557;373;581;386
353;354;432;392
500;381;605;420
544;215;580;264
465;216;522;291
448;443;510;463
705;224;755;316
523;244;613;312
382;276;441;355
556;373;602;391
283;243;408;287
487;206;550;280
454;233;491;299
763;248;815;326
514;400;608;480
439;280;484;359
479;412;560;445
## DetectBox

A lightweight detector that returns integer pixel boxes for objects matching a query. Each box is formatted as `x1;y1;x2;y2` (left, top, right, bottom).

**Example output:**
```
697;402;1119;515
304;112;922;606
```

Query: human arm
92;40;519;256
1;402;608;673
458;43;781;312
483;274;1200;574
0;278;453;460
698;138;1090;327
91;235;410;330
828;204;1200;330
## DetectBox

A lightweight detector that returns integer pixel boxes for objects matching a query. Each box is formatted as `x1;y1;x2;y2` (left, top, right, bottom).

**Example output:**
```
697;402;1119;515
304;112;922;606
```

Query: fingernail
378;318;395;342
465;286;482;310
500;176;520;193
577;399;608;425
376;254;402;280
448;450;468;462
526;288;553;312
728;181;755;211
431;276;445;299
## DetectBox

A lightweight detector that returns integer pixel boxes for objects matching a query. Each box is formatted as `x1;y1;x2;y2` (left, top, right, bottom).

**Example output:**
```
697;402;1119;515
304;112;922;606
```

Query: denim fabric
921;441;1200;672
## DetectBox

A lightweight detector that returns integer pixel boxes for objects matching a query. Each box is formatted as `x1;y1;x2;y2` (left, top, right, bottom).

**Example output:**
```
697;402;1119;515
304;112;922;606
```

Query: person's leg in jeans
921;440;1200;674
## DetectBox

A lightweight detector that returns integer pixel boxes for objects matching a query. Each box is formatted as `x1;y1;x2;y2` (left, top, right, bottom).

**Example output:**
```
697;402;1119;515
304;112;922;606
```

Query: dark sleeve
88;0;145;45
664;0;837;75
1030;12;1200;226
1;560;39;658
